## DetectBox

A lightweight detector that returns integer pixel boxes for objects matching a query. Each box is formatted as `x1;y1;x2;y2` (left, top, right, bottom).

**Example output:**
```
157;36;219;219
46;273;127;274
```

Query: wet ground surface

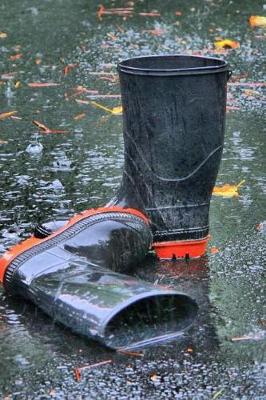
0;0;265;398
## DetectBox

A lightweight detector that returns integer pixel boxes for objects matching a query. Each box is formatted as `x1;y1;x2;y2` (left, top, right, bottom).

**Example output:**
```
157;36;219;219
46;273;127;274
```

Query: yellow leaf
0;32;7;39
111;105;123;115
249;16;266;28
90;101;122;115
213;180;245;198
214;39;240;49
0;111;17;120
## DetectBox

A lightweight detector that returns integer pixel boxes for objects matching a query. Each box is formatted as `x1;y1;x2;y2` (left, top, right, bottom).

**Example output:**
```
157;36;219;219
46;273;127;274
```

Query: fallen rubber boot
0;207;197;349
108;55;231;259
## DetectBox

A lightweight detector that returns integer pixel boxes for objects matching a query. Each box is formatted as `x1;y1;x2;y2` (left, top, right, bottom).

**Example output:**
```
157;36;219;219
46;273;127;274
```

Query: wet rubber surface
0;0;265;398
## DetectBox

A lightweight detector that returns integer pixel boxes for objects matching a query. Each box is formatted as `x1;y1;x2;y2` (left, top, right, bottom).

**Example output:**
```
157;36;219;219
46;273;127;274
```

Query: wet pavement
0;0;265;398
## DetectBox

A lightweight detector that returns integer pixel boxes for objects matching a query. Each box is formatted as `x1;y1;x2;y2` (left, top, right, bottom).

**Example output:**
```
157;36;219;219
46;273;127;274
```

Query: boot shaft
116;55;230;246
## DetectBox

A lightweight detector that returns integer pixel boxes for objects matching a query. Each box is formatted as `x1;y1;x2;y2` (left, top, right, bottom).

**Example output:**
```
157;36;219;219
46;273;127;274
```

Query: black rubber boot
0;207;197;349
109;55;231;259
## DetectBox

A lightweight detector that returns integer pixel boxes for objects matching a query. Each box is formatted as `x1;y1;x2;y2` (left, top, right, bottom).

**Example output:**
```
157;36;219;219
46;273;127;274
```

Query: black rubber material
109;54;230;241
3;211;198;349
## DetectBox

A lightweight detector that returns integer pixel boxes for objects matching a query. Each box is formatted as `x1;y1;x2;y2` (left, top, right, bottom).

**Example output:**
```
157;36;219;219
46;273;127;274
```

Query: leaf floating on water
73;360;112;381
256;221;266;233
28;82;60;87
9;53;23;61
32;120;68;134
0;139;8;144
111;105;123;115
63;63;78;76
213;180;245;198
117;349;144;357
0;32;7;39
0;111;17;120
73;113;86;121
90;101;122;115
249;16;266;28
210;246;219;254
214;39;240;49
212;389;224;400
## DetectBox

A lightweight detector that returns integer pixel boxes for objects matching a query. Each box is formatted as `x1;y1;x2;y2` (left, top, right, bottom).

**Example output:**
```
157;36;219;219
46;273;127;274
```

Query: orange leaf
28;82;60;87
0;111;17;120
249;16;266;28
32;120;67;134
214;39;240;49
210;246;219;254
213;180;245;198
9;53;23;61
74;113;86;121
73;368;81;382
63;63;78;76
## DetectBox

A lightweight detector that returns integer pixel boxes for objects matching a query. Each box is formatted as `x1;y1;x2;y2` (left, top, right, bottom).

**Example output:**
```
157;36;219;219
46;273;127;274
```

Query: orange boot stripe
0;207;149;284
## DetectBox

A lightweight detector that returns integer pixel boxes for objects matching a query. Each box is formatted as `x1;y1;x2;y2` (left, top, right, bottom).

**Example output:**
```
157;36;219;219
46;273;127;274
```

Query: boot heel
153;236;210;260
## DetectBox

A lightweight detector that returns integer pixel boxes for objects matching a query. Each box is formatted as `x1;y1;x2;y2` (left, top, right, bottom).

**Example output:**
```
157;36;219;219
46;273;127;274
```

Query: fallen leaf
9;53;23;61
117;349;144;357
73;368;81;382
32;120;68;134
15;81;21;88
111;105;123;114
0;139;8;144
186;347;193;353
210;246;219;254
150;374;159;382
0;32;7;39
249;16;266;28
74;113;86;121
256;221;266;233
214;39;240;49
213;180;245;198
139;11;161;17
143;28;166;36
28;82;60;87
74;360;112;381
63;63;78;76
212;389;224;400
35;58;42;65
0;111;17;120
90;101;122;115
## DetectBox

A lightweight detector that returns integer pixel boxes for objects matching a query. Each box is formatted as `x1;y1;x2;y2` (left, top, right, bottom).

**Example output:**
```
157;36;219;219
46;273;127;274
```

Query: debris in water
256;221;266;234
116;349;144;357
214;39;240;49
249;16;266;28
0;111;17;120
28;82;60;87
32;120;68;134
74;113;86;121
213;180;245;198
73;360;112;381
0;139;8;144
9;53;23;61
210;246;219;254
63;63;78;76
0;31;7;38
139;11;161;17
212;389;224;400
90;101;122;115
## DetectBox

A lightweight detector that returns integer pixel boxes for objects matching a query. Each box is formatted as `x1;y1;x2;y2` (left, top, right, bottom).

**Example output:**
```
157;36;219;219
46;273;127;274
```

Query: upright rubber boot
0;207;197;349
110;55;231;259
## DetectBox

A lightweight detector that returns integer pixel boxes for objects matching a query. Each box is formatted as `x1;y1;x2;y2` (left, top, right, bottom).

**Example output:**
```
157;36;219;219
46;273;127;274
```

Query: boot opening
119;55;228;75
104;293;197;349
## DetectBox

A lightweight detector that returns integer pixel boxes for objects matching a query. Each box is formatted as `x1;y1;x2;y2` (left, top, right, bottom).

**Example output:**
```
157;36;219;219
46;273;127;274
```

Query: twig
74;359;112;381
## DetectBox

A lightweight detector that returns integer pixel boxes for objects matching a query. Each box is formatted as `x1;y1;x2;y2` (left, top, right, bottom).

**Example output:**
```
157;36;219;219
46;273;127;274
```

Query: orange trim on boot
0;206;149;284
153;236;210;260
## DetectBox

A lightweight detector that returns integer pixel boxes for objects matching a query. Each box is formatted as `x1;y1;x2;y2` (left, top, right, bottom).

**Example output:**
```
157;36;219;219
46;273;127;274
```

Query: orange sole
153;236;210;260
